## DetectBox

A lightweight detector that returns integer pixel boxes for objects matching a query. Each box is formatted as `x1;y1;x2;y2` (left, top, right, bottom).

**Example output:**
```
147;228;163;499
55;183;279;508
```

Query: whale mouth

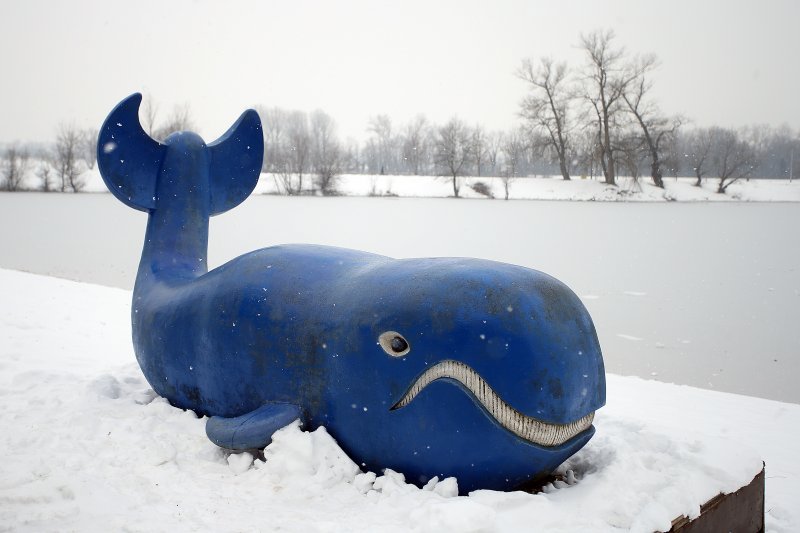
391;359;594;447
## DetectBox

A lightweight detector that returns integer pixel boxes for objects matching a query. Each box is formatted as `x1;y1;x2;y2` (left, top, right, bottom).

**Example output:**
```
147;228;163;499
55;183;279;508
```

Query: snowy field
81;169;800;202
3;268;796;532
258;173;800;202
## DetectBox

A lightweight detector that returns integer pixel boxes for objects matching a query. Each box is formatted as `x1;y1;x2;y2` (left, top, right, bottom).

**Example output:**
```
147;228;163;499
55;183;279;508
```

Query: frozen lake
1;192;798;403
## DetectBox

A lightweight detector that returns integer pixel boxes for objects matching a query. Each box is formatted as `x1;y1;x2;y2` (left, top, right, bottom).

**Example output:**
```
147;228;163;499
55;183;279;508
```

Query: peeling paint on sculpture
97;93;606;494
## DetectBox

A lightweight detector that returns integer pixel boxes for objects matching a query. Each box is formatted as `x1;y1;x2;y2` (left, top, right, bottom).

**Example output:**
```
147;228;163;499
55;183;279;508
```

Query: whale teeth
393;360;594;447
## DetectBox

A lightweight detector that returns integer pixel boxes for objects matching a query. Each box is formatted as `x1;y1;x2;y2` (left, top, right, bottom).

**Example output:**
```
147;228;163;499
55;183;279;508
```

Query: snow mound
1;269;794;532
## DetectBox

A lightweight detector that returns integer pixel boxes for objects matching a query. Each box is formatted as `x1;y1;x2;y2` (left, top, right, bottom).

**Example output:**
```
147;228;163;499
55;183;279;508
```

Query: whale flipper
205;403;303;450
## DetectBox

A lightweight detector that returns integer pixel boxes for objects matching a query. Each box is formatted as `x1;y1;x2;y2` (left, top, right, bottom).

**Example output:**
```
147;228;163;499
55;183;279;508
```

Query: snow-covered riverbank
84;169;800;202
2;269;796;532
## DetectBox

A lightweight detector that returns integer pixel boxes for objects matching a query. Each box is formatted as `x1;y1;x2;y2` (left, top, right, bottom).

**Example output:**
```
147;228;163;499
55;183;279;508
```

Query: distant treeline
244;29;800;196
2;30;798;195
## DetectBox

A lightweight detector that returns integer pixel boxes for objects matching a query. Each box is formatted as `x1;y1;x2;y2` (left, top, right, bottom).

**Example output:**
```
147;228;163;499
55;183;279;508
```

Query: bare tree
272;158;295;196
684;128;714;187
54;123;86;192
773;126;799;181
401;115;429;175
434;118;472;198
501;127;527;200
81;128;99;170
368;114;395;174
141;95;159;137
572;128;600;179
659;129;683;179
622;59;681;188
711;128;757;194
743;124;797;179
579;29;643;185
153;103;194;141
470;124;489;177
486;131;503;177
256;106;287;193
616;133;644;189
258;106;288;174
310;110;341;195
286;111;311;194
139;94;195;140
256;107;314;195
1;144;30;191
341;138;361;174
362;139;379;177
36;155;55;192
739;124;775;181
517;57;573;180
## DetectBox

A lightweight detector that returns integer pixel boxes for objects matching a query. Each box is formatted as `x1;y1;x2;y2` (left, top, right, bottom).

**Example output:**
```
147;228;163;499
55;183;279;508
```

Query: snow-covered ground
263;173;800;202
78;168;800;202
3;269;797;532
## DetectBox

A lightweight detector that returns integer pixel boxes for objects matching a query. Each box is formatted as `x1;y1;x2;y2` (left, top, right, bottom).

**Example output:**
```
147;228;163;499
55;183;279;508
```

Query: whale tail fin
206;402;303;451
207;108;263;216
96;93;164;212
97;93;264;215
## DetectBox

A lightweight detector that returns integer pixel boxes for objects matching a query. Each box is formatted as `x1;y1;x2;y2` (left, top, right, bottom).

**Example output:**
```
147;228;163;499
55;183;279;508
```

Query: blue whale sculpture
97;94;605;493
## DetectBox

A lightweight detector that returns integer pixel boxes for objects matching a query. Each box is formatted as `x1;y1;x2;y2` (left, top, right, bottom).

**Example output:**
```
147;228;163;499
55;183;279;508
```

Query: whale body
97;94;606;493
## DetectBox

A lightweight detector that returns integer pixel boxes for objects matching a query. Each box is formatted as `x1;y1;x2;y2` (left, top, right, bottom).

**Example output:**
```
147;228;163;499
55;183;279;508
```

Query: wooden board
521;463;764;532
670;465;765;533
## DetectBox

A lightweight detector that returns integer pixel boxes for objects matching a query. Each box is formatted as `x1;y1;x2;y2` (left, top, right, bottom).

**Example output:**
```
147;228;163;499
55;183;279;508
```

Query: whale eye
379;331;410;357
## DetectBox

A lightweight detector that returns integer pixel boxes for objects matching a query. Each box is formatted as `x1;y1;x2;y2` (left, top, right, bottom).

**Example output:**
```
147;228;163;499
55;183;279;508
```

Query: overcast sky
1;0;798;144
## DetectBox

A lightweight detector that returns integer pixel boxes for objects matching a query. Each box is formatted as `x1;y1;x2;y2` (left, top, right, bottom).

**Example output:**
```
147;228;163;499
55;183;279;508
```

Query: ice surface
1;192;798;404
1;269;796;532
